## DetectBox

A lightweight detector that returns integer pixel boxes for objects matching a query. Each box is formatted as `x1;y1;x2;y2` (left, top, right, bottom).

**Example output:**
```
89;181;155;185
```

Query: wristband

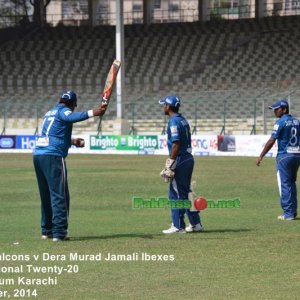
88;110;94;117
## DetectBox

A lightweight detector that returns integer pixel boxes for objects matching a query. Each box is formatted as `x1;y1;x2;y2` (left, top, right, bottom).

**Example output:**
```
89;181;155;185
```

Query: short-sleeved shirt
34;103;89;157
167;113;192;156
271;114;300;156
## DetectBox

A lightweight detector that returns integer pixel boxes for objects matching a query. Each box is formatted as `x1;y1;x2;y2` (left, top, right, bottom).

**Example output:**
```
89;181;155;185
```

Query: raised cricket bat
98;59;121;133
101;59;121;105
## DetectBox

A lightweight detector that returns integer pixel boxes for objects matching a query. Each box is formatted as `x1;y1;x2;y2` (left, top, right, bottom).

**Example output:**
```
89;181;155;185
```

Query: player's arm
59;105;107;123
170;141;180;160
256;137;276;166
163;140;180;174
257;120;281;166
168;123;181;164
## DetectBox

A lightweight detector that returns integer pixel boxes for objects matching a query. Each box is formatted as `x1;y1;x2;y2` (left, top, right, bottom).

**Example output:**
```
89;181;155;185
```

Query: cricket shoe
41;234;53;240
53;236;70;242
277;215;295;221
162;225;185;234
185;223;204;233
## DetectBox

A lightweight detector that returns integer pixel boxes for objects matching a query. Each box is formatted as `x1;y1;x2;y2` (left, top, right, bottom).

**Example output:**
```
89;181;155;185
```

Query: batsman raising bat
33;60;120;242
159;95;204;234
33;91;107;242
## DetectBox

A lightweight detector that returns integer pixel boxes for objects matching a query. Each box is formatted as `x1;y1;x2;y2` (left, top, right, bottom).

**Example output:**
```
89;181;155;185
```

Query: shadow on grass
202;228;253;233
70;229;252;241
71;233;155;241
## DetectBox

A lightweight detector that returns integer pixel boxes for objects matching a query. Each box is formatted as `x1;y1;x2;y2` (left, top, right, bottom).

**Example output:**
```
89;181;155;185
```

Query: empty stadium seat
1;16;300;134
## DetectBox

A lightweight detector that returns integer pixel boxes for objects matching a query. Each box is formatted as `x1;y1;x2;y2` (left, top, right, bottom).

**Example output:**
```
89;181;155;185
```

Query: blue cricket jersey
271;114;300;156
34;103;89;157
167;113;192;156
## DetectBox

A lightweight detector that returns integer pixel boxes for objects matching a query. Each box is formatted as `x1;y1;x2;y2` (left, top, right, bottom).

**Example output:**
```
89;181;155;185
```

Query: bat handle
97;116;103;135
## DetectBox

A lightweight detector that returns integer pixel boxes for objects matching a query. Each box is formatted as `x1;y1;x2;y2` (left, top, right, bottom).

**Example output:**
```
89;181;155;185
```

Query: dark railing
1;89;299;136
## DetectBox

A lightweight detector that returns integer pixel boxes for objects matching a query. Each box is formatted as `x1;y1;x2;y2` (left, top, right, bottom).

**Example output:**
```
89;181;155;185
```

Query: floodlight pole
220;92;236;135
34;103;39;135
192;100;198;134
262;98;267;135
116;0;124;121
221;99;226;135
1;103;6;136
250;98;257;135
161;115;166;135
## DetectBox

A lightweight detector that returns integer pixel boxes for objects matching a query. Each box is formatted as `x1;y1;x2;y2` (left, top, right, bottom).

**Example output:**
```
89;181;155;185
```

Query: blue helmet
60;91;77;106
268;99;289;110
158;95;181;107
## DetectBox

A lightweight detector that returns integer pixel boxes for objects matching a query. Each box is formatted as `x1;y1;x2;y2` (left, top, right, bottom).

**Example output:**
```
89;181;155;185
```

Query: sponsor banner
217;135;236;152
234;135;277;157
90;135;159;151
156;135;218;156
0;134;278;157
191;135;218;156
13;135;91;153
0;135;16;149
16;135;36;150
0;135;90;153
156;135;277;157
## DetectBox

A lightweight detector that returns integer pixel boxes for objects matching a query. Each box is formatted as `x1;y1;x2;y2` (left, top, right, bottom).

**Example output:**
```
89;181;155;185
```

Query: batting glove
160;158;177;183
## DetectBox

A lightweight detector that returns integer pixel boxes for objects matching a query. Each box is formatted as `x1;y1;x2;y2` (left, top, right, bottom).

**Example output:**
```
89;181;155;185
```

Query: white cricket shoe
277;215;295;221
53;236;70;242
41;234;53;240
162;225;185;234
185;223;204;233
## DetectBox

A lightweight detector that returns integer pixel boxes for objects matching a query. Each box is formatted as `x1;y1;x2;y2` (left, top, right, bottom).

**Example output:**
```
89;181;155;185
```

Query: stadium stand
0;16;300;134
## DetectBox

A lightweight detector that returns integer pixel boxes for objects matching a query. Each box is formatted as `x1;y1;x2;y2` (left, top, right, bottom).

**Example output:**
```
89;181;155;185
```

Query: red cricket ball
194;197;208;211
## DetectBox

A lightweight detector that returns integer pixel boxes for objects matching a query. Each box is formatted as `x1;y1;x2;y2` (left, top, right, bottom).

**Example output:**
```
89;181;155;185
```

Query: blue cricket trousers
169;154;200;229
33;155;70;239
276;154;300;218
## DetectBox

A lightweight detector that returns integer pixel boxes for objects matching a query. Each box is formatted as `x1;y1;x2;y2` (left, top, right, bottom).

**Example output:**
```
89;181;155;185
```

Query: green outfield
0;154;299;300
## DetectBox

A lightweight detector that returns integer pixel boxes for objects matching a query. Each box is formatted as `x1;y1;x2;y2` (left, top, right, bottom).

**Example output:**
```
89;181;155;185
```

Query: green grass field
0;153;300;300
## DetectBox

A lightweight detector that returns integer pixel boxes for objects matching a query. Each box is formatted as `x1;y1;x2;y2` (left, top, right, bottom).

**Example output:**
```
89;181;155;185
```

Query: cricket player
159;95;203;233
256;99;300;220
33;91;107;241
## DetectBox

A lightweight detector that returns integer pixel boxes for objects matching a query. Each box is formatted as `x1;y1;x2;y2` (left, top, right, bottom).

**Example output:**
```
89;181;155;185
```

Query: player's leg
175;156;203;232
174;156;202;229
289;156;300;217
64;162;70;233
46;156;69;239
162;173;186;233
162;155;199;234
33;155;53;237
170;178;186;230
277;155;298;219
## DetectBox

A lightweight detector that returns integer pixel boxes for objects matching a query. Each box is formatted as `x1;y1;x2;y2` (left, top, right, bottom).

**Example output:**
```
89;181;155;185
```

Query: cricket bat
101;59;121;105
98;59;121;133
